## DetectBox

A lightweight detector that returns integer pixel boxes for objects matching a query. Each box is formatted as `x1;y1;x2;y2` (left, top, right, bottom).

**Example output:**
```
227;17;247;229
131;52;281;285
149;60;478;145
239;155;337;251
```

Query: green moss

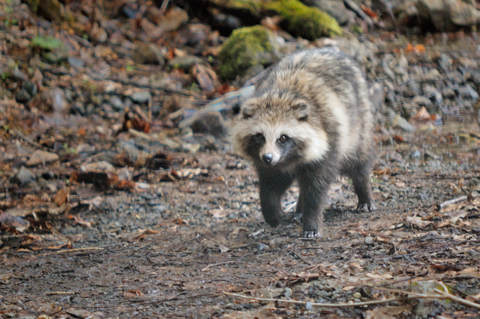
265;0;342;39
31;36;62;50
218;25;277;81
209;0;262;12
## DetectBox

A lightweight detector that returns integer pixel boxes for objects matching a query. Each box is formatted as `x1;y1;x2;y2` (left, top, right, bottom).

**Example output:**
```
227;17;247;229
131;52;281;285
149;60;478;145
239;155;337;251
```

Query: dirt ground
1;116;479;318
1;1;480;317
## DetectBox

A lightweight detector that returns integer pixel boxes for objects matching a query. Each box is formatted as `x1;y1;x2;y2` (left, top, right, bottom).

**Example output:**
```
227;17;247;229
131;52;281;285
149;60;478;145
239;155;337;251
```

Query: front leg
258;170;294;227
298;165;337;238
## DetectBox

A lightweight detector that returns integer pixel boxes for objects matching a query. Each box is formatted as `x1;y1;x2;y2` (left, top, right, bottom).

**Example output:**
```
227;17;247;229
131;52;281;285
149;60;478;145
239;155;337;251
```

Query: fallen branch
39;247;104;256
224;291;405;307
437;195;468;210
434;281;480;310
224;282;480;310
202;261;236;271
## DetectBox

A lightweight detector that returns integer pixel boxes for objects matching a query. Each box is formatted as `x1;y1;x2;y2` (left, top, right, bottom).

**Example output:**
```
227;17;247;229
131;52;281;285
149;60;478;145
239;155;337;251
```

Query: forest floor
1;1;480;318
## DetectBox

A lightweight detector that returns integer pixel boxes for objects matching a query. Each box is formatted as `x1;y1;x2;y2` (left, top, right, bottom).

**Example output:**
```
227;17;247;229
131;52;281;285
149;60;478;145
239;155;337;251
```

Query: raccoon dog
232;48;375;238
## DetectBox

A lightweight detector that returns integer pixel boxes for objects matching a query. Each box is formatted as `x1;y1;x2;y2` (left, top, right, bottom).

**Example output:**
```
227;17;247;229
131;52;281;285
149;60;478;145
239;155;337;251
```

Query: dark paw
357;202;376;212
264;217;280;227
302;230;321;239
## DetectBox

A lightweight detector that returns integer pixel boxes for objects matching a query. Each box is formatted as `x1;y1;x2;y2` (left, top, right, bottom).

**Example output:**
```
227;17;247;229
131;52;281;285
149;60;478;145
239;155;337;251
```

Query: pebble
412;95;432;107
109;95;124;111
458;85;479;100
391;113;415;132
364;236;374;245
26;150;59;166
284;287;292;299
130;91;151;104
423;68;441;82
15;166;35;185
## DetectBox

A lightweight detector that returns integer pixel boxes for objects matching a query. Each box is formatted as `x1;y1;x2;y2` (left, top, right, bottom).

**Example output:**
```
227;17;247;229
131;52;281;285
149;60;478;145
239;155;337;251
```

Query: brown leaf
54;188;69;206
192;64;219;94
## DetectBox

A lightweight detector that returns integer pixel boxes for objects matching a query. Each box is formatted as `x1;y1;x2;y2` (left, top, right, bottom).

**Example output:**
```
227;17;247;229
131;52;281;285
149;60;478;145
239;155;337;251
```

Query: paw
264;216;281;227
357;202;376;212
302;230;321;239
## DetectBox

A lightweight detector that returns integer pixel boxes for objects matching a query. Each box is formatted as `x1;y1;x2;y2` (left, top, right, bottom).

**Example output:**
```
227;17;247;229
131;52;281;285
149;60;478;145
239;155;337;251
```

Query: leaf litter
0;0;480;318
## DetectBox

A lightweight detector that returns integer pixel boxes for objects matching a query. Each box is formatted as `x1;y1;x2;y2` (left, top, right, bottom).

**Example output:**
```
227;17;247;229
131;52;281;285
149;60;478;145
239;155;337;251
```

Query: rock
81;161;115;173
423;84;443;105
303;0;353;25
442;87;456;99
423;68;442;82
265;0;342;39
389;109;416;132
26;150;59;166
51;87;68;113
458;84;479;100
189;111;227;138
416;0;480;31
156;7;188;34
169;55;203;71
109;96;125;111
23;81;37;97
133;43;165;65
68;56;85;69
218;26;280;81
15;89;32;103
15;166;35;185
412;95;432;108
192;64;219;94
130;91;151;104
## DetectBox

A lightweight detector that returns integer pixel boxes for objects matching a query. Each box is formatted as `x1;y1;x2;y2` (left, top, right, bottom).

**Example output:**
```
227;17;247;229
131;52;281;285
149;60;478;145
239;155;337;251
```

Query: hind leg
349;163;375;212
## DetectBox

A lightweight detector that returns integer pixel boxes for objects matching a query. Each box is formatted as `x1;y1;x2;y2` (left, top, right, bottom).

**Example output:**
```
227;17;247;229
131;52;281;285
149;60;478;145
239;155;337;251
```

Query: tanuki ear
241;102;256;119
293;102;310;121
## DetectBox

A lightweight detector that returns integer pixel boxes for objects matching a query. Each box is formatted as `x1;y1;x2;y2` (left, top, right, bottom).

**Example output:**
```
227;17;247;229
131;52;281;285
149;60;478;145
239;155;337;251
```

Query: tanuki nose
262;153;273;164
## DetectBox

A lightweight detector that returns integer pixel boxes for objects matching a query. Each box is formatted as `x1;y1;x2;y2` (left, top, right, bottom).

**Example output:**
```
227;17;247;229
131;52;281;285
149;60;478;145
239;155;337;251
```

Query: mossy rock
218;25;279;81
265;0;342;39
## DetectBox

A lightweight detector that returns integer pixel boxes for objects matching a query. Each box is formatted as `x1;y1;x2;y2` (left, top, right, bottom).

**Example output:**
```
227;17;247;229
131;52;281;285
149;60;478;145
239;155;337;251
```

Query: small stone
410;150;421;159
423;85;443;105
284;287;292;299
26;150;59;166
169;55;203;71
392;114;415;132
442;87;456;99
15;166;35;185
23;81;37;96
364;236;374;245
353;292;362;299
130;91;151;104
15;89;31;103
458;85;479;100
189;111;226;137
109;96;124;111
305;301;313;311
412;95;432;107
68;56;85;69
423;68;442;82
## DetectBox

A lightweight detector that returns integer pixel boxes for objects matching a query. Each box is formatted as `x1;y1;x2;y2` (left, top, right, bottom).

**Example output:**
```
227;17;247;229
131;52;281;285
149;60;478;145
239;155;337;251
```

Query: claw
357;202;376;212
302;230;321;239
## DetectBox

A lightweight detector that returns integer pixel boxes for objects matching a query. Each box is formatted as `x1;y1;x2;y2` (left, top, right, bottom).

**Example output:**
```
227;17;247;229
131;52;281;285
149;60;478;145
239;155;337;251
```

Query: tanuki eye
278;134;289;144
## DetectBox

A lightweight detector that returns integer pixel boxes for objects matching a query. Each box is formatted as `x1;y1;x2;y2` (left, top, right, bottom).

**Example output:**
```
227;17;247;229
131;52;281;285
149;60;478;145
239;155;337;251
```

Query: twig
160;0;170;13
39;247;104;256
46;291;76;296
224;291;406;307
434;282;480;310
12;129;47;150
225;282;480;310
288;250;312;265
88;75;200;97
202;261;235;271
437;195;468;210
